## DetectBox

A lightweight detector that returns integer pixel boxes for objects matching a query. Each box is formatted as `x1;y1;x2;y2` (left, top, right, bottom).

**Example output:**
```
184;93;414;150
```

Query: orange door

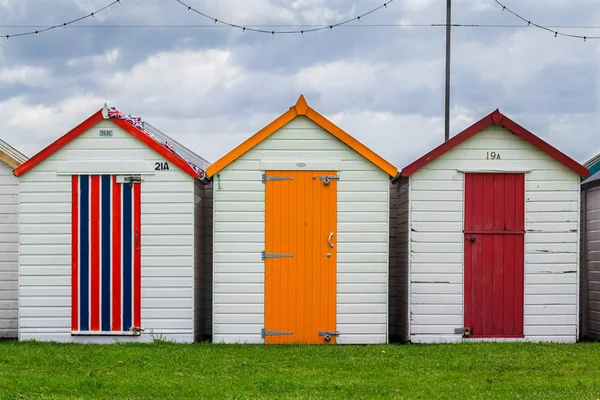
264;170;337;344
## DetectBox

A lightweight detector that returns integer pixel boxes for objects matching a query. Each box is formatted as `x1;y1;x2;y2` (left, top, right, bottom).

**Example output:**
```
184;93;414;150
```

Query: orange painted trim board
206;95;398;178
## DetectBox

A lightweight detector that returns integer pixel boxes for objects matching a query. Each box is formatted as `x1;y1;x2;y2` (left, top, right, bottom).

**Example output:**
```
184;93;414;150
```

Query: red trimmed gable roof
14;107;202;179
401;109;589;178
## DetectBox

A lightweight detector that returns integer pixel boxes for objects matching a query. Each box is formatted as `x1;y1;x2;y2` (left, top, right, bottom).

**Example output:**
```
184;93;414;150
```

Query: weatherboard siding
409;125;580;343
18;119;197;343
582;184;600;340
0;161;19;339
213;116;389;344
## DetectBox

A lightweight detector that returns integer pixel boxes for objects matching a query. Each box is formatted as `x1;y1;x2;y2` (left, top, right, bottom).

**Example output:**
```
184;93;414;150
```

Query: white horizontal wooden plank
525;253;577;264
411;191;463;202
410;242;461;253
337;263;387;273
411;201;462;212
410;264;462;274
525;294;576;305
411;283;461;295
337;293;386;303
337;324;386;334
411;294;462;304
214;264;263;274
338;334;386;344
213;324;264;335
215;212;264;223
337;253;388;263
526;273;577;285
215;201;264;213
338;222;388;232
214;314;263;324
411;253;462;263
338;314;386;324
214;304;264;314
411;314;462;325
337;273;386;284
215;222;262;233
337;243;387;253
410;325;461;334
338;181;388;192
526;212;578;223
525;284;576;295
215;273;263;284
411;221;462;232
337;304;388;314
524;326;576;336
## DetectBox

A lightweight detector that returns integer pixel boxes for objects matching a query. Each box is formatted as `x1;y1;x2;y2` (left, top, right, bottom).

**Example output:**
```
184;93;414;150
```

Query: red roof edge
401;109;589;178
14;110;104;177
15;109;201;179
110;118;200;179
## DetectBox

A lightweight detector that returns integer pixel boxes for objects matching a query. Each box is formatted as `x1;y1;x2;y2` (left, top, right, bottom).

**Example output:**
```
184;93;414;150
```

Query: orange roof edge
206;95;398;178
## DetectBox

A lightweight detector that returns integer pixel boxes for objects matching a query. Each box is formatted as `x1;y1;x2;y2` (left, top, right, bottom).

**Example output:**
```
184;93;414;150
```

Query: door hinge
262;251;294;260
456;327;472;337
262;173;294;183
262;329;293;338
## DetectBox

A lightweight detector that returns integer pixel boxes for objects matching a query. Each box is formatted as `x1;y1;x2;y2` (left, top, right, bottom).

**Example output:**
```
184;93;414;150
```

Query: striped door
463;173;525;338
71;175;141;333
264;171;337;344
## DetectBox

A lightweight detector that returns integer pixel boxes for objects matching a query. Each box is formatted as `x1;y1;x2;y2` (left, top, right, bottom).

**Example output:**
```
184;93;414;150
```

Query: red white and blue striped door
71;175;141;333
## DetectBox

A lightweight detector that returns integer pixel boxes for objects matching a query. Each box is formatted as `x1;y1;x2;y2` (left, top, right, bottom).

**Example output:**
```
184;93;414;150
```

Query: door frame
461;171;527;339
262;168;339;344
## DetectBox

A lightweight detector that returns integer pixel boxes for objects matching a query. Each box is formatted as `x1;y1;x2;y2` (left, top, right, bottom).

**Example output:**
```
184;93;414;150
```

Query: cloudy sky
0;0;598;168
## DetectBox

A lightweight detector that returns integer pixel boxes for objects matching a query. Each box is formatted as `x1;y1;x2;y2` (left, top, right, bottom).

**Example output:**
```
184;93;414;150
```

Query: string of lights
494;0;600;41
2;0;121;40
1;23;600;30
175;0;395;35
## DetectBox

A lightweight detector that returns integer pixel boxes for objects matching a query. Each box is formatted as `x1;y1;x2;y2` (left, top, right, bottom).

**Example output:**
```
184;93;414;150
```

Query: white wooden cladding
408;125;580;343
0;161;19;338
18;120;200;343
213;116;390;344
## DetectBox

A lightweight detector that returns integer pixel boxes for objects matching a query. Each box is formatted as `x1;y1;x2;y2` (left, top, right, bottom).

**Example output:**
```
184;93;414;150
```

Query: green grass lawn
1;341;599;399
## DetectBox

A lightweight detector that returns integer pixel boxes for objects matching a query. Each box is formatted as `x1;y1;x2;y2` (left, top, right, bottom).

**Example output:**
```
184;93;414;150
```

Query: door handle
470;236;476;242
328;232;334;248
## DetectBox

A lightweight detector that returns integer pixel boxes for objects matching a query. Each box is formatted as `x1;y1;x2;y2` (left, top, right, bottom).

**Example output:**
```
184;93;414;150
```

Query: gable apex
206;95;398;178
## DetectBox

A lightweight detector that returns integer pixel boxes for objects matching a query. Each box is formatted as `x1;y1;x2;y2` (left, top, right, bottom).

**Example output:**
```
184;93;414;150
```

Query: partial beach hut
0;139;27;339
206;95;398;344
14;105;211;342
394;109;589;343
581;154;600;340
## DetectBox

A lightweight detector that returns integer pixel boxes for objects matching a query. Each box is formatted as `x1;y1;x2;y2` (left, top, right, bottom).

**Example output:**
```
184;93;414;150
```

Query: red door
464;173;525;338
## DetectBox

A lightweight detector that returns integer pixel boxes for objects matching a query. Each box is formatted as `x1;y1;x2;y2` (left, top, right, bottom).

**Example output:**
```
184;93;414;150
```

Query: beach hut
395;109;589;343
206;95;398;344
581;154;600;340
0;140;27;339
14;105;211;343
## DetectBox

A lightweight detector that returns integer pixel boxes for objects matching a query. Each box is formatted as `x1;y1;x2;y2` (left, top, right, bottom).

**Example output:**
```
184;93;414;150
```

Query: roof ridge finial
102;103;109;119
295;94;309;115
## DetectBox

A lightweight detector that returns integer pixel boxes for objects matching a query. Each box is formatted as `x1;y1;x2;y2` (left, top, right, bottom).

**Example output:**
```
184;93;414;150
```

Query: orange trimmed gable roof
0;139;27;169
14;106;204;179
401;109;589;178
206;95;398;178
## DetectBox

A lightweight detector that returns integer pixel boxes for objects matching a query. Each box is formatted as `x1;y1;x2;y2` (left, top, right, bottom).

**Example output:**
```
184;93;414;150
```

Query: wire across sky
174;0;395;35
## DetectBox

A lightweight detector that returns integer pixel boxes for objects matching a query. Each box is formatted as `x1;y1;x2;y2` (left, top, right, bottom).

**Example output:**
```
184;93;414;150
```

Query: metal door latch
262;252;294;260
318;331;340;342
320;175;340;186
262;329;293;338
262;174;294;183
456;327;472;337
